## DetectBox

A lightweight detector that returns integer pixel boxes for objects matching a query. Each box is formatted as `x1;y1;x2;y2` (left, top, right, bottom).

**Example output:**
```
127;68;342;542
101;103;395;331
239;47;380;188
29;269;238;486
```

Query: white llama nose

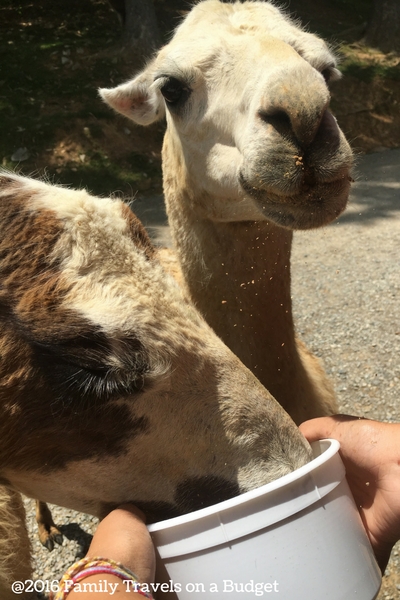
258;66;333;148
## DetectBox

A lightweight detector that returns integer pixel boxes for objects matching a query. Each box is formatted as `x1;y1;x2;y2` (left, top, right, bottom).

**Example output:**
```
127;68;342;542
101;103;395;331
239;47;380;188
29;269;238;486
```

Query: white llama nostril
312;110;341;150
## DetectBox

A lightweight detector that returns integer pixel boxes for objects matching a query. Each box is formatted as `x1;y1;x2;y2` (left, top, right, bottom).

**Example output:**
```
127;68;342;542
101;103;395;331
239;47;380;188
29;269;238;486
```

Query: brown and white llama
101;0;354;425
0;172;311;599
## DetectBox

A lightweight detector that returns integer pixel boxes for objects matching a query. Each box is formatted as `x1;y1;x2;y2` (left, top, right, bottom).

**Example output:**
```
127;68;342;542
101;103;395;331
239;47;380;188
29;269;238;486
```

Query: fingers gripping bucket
148;440;381;599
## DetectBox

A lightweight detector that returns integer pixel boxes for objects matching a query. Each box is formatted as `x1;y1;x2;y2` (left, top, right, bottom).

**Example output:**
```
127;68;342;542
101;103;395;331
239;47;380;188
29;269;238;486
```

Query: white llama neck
162;134;335;423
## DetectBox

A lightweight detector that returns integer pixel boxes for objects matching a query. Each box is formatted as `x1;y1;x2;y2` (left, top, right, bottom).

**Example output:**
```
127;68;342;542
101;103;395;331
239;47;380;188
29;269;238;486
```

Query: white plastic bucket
148;439;382;599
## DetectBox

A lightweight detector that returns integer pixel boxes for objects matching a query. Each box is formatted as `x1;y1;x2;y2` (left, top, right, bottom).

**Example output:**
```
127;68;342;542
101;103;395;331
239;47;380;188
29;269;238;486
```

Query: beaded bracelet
51;556;153;599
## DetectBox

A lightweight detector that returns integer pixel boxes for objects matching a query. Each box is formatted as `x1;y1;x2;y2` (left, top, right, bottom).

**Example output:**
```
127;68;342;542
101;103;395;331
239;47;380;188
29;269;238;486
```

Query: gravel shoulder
25;148;400;599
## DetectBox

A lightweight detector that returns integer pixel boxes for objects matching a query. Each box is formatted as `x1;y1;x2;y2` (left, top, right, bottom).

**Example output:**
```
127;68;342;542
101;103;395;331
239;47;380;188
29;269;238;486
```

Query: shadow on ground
337;148;400;225
59;523;93;557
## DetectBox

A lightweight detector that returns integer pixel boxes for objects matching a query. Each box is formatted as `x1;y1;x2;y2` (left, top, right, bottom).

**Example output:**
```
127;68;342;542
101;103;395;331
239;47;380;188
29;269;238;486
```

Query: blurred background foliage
0;0;399;197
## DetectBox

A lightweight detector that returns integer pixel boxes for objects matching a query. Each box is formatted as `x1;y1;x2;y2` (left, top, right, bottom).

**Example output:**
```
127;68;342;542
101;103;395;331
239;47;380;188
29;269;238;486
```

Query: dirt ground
331;75;400;154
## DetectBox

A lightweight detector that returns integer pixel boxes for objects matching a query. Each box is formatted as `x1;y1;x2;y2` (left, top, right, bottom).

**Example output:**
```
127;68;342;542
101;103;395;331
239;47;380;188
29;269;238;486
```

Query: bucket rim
148;438;340;534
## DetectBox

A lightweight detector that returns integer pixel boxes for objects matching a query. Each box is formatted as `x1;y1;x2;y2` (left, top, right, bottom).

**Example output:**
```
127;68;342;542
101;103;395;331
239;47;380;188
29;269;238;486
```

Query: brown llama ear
99;67;165;126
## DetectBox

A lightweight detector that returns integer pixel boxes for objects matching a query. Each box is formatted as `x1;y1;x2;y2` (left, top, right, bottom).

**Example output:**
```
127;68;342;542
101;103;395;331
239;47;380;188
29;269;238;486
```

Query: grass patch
0;0;163;196
338;43;400;81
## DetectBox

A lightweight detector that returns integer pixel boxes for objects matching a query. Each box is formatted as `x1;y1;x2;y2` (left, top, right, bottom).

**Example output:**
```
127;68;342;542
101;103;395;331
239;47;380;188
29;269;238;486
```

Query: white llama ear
99;70;165;126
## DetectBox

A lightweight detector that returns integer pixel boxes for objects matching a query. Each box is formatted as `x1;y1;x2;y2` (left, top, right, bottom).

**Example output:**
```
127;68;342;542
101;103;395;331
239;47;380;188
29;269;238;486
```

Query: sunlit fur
0;171;311;592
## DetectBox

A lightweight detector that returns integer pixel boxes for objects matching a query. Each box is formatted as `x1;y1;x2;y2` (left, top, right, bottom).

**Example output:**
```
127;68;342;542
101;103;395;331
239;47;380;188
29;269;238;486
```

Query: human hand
299;415;400;572
88;504;155;585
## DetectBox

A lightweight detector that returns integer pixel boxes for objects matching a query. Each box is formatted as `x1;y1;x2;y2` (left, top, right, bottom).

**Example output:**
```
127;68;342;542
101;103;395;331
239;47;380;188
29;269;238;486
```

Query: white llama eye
321;68;332;83
158;76;191;107
321;65;341;84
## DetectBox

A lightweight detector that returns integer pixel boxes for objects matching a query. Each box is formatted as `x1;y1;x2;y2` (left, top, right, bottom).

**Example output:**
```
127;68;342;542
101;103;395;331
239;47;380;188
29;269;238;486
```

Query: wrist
51;556;153;600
